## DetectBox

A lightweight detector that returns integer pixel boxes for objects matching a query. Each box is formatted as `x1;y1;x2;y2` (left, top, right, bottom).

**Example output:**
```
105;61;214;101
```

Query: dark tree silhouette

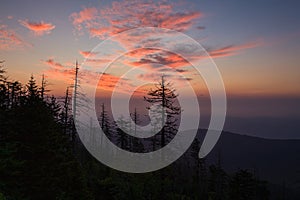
99;103;111;136
0;64;273;200
40;74;49;100
116;115;130;150
144;75;181;199
61;87;71;136
127;108;143;152
27;75;38;95
144;75;181;148
0;72;93;199
229;169;269;200
208;151;228;200
191;138;208;198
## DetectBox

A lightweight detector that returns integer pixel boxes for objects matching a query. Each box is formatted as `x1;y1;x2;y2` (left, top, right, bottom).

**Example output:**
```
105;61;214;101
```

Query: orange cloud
125;40;263;74
96;72;142;95
208;40;263;58
78;51;114;68
43;59;75;84
89;27;111;39
79;50;98;58
0;24;28;50
70;0;203;39
160;11;202;31
43;58;134;93
85;58;112;65
136;72;193;91
43;58;65;69
70;7;98;31
19;20;55;36
70;1;263;89
130;51;189;69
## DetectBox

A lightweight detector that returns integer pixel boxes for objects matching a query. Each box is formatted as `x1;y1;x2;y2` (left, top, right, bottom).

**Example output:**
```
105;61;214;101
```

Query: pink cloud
95;72;140;94
136;72;193;89
70;1;263;85
85;58;112;65
79;50;98;58
208;40;264;58
42;59;75;84
43;58;65;69
70;7;98;31
0;24;28;50
130;51;189;69
19;20;55;36
160;11;202;31
125;40;263;72
70;0;203;39
43;58;133;93
89;27;111;39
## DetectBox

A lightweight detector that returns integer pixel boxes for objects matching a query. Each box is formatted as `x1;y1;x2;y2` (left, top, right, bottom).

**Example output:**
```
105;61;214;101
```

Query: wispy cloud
79;50;98;58
70;0;203;39
0;24;29;50
130;51;189;69
42;58;75;84
43;58;65;69
19;20;55;36
71;0;262;65
42;58;133;93
137;72;193;89
70;7;98;31
71;0;263;90
126;40;264;72
208;40;264;58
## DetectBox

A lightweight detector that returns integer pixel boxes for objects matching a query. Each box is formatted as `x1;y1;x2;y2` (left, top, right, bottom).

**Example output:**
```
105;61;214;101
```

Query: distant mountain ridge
185;129;300;187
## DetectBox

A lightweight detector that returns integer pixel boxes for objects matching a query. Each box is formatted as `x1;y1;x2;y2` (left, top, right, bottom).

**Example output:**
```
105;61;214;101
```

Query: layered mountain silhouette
183;129;300;198
190;129;300;183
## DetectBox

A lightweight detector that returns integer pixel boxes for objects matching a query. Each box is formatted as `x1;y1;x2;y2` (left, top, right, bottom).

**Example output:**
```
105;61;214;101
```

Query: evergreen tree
116;116;129;150
0;64;273;200
144;75;181;148
0;72;93;199
144;75;181;199
99;103;111;136
0;61;5;82
208;163;228;200
130;108;144;152
40;74;49;100
60;87;72;137
229;169;269;200
26;75;40;104
191;138;208;198
0;62;7;109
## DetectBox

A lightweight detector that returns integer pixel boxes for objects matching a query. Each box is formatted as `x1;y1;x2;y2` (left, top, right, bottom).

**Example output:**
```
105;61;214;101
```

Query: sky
0;0;300;139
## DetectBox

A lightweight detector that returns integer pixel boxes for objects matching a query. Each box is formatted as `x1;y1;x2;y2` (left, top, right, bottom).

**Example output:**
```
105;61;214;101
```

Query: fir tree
144;75;181;148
